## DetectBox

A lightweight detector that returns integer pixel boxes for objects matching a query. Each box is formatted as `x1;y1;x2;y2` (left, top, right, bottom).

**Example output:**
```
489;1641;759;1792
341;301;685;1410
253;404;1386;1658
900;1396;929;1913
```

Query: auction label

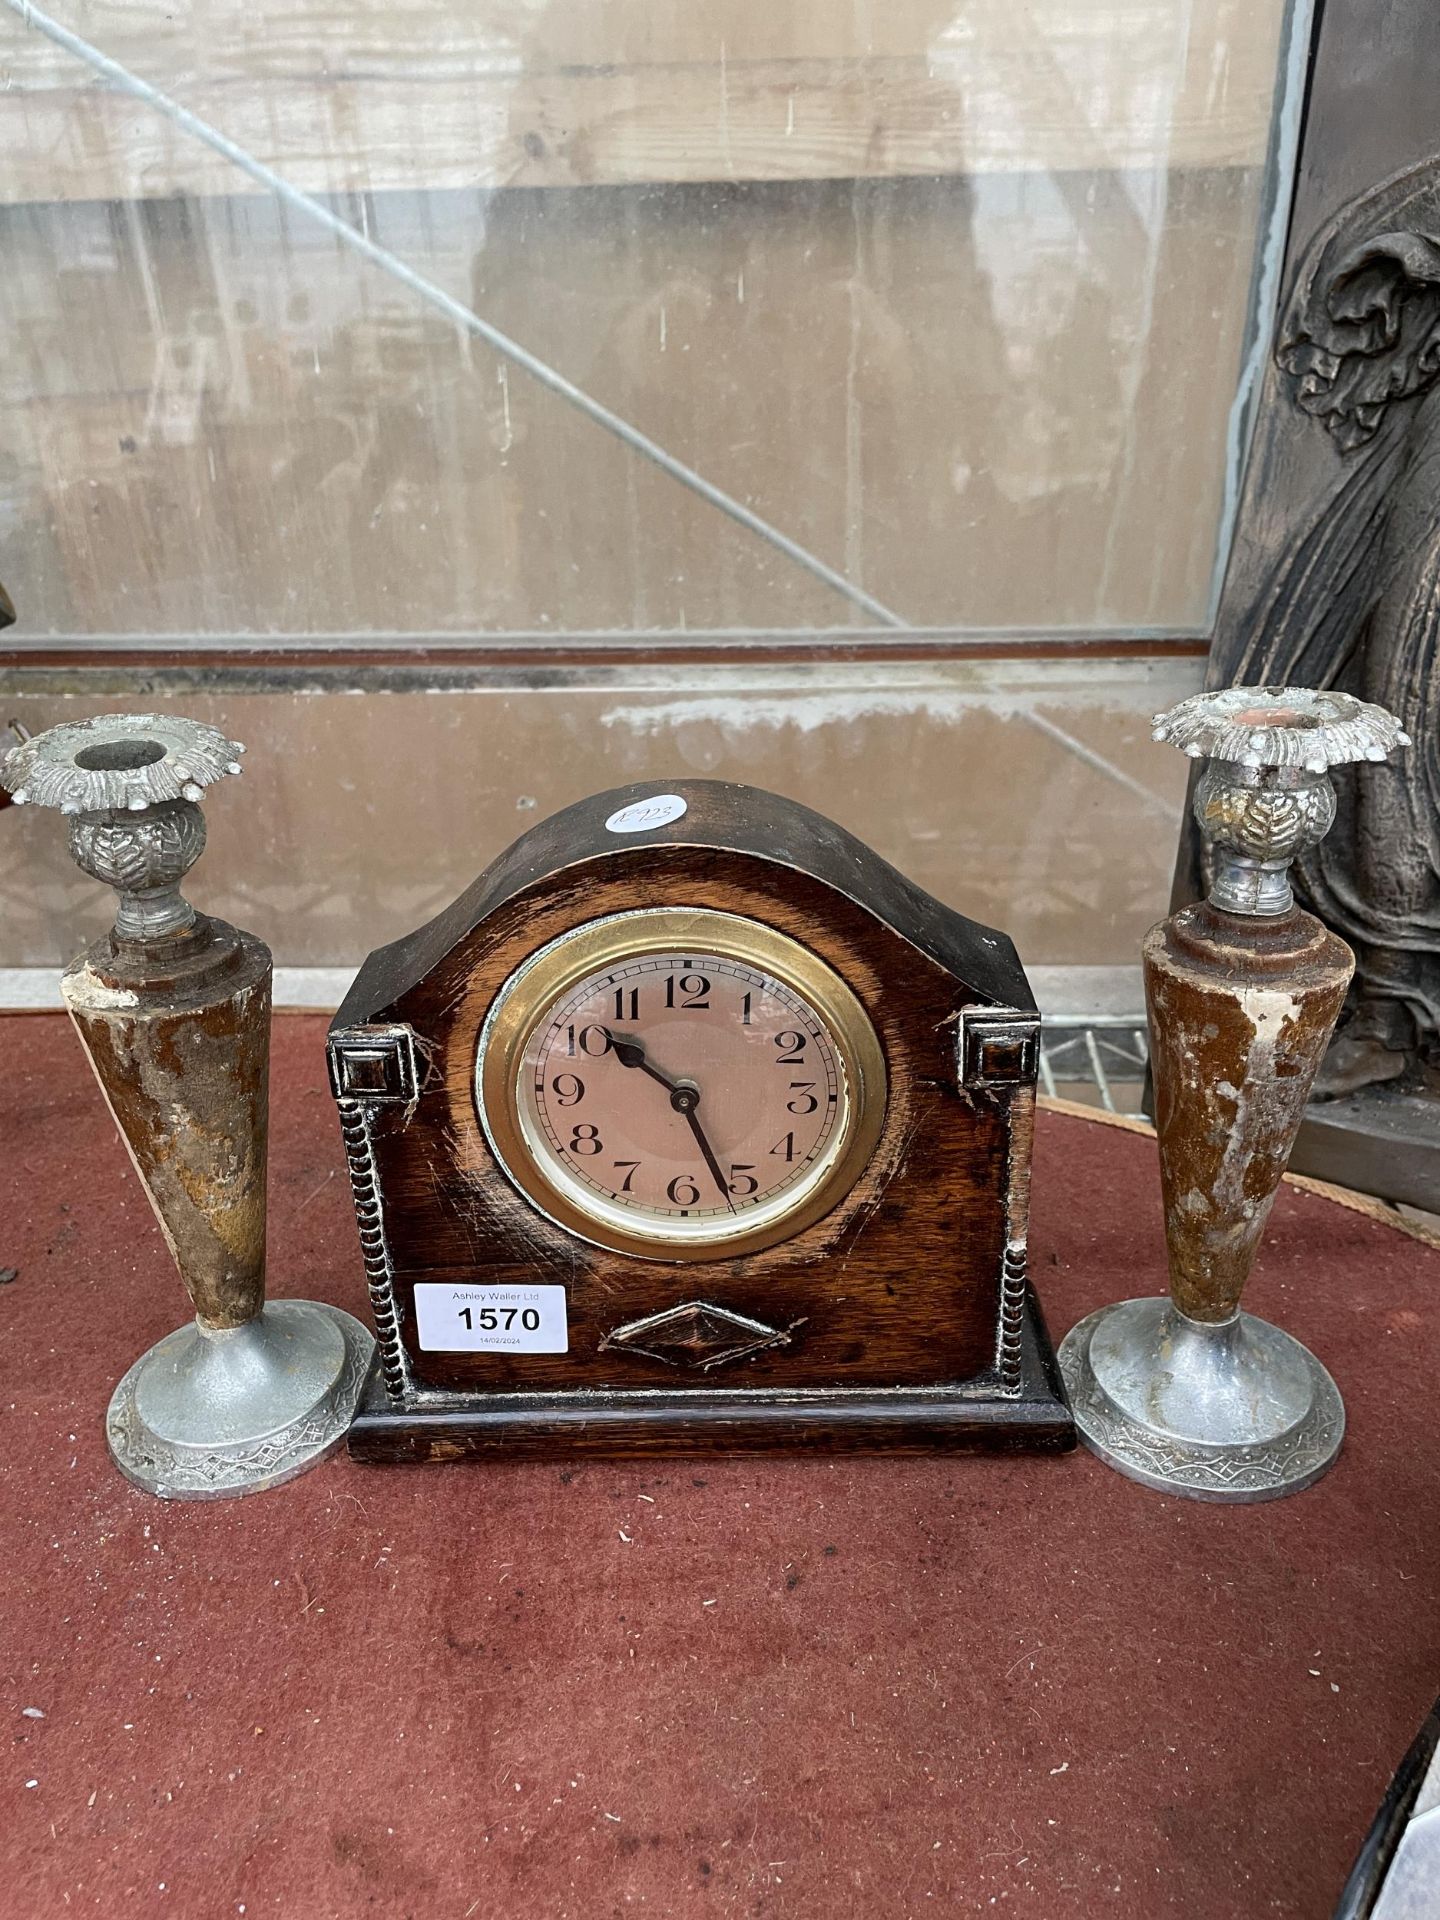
415;1283;568;1353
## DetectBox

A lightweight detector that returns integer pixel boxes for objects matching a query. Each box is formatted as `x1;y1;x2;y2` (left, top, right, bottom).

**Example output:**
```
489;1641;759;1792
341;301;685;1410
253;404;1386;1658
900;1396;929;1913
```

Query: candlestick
1059;686;1408;1500
4;713;372;1499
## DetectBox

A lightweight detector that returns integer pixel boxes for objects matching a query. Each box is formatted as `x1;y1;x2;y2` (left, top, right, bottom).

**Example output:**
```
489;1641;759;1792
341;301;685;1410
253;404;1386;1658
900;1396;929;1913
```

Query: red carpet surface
3;1012;1439;1920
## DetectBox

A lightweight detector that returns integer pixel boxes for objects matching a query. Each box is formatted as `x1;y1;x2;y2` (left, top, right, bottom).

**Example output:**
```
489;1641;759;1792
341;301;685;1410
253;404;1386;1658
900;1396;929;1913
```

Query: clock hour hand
606;1030;679;1093
603;1029;735;1212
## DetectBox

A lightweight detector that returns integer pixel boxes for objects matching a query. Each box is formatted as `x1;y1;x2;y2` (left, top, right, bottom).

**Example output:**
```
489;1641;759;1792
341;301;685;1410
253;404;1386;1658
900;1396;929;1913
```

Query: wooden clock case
327;781;1073;1459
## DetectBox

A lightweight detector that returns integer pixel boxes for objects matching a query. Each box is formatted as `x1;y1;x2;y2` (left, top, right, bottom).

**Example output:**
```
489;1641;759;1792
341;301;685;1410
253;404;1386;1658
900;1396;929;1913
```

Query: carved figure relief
1213;158;1440;1095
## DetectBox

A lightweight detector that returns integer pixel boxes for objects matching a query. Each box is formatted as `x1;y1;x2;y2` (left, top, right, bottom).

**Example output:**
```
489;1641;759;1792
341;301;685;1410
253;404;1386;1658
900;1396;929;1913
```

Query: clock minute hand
677;1102;735;1214
604;1029;735;1212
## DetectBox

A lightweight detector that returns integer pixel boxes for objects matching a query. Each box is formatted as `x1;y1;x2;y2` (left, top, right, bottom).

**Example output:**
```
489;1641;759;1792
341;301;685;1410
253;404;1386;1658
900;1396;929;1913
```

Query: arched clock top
334;780;1034;1031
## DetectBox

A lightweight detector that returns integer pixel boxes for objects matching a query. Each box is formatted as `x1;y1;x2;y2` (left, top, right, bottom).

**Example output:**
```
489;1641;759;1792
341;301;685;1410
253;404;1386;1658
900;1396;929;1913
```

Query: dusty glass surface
0;0;1303;642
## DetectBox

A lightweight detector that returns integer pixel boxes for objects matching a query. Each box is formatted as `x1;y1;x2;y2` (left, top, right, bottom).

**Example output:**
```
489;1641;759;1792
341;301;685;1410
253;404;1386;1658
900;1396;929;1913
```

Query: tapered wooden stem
64;914;271;1330
1144;900;1351;1324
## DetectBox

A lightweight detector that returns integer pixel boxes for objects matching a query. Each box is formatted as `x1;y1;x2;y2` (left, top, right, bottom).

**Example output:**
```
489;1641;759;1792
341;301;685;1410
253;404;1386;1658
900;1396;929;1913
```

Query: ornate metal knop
1152;687;1408;917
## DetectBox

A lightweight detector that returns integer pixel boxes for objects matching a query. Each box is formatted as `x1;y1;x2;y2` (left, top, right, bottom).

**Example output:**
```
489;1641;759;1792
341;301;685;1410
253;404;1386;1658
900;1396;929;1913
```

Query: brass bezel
476;908;887;1263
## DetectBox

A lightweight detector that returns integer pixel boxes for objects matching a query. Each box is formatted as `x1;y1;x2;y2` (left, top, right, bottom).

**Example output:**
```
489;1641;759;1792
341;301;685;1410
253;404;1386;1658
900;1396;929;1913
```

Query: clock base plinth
345;1289;1074;1461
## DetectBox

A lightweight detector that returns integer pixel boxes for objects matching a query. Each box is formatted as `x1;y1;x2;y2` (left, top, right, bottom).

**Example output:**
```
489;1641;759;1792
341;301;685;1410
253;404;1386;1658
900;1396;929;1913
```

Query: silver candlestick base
1059;1301;1344;1501
107;1302;375;1500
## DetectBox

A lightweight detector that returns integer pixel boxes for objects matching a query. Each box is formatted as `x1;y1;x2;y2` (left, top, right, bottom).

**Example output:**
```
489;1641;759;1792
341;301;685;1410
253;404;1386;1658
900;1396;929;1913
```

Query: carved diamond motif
602;1301;799;1371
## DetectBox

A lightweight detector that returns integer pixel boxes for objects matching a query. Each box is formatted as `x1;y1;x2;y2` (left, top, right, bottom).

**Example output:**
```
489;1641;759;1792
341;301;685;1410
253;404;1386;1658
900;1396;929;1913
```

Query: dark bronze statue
1210;159;1440;1098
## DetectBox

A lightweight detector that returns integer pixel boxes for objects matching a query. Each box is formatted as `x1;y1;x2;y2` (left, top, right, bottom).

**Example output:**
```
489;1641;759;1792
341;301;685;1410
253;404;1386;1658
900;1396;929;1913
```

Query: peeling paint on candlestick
1144;904;1351;1324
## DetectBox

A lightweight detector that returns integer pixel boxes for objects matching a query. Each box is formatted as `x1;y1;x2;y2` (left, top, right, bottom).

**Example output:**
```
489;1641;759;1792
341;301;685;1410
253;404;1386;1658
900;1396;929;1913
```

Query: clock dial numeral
774;1030;807;1063
667;1174;701;1206
728;1164;758;1195
566;1023;613;1058
612;1160;640;1192
551;1073;585;1106
664;972;711;1010
786;1082;818;1114
568;1122;603;1155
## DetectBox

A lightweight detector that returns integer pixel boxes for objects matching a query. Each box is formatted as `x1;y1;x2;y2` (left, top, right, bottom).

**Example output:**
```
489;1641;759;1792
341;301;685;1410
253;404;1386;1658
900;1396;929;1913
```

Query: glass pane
1;0;1304;642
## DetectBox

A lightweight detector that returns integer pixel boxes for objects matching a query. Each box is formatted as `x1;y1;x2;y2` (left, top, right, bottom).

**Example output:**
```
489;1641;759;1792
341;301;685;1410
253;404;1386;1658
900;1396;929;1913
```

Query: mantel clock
327;782;1071;1459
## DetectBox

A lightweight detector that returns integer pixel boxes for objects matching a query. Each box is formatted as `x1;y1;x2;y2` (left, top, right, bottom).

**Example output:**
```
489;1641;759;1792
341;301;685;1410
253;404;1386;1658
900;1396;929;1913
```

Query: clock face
477;910;886;1260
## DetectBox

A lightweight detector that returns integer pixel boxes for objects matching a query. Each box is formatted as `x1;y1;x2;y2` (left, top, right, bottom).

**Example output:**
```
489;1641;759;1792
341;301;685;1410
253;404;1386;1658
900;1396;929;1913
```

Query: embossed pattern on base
106;1304;374;1501
1058;1307;1344;1503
